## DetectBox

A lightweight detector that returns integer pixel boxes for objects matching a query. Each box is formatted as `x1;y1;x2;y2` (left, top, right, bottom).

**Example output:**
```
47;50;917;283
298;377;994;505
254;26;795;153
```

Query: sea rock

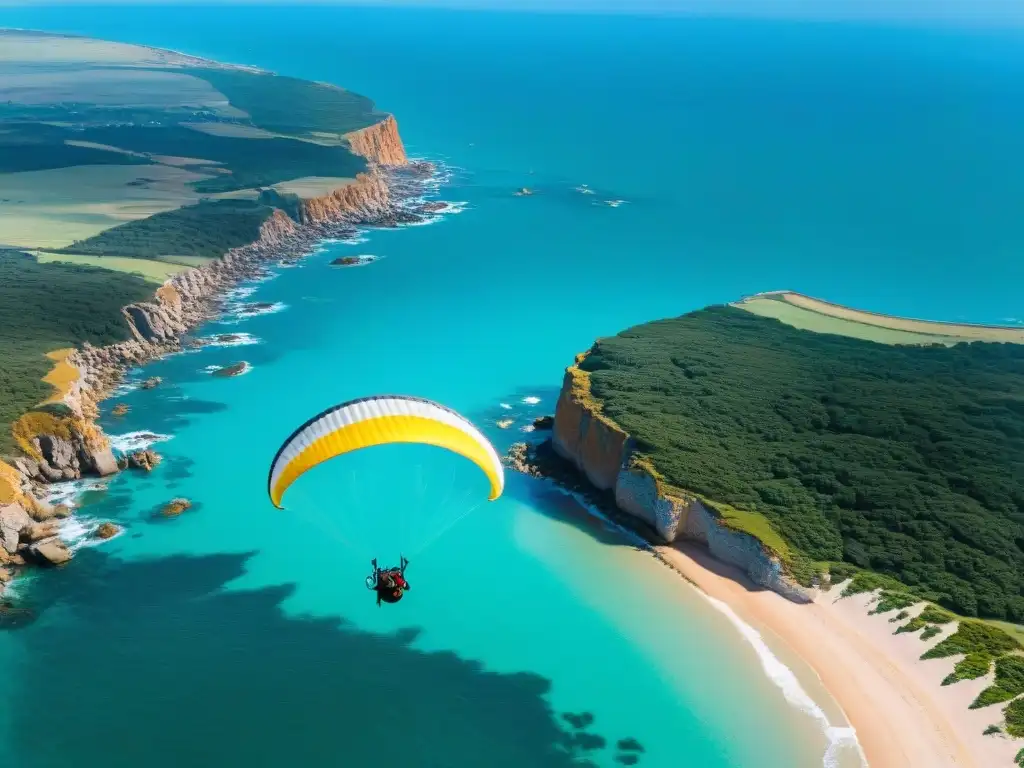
140;376;162;390
211;362;248;378
94;522;120;540
417;201;447;213
330;256;361;266
0;503;32;554
126;449;161;472
30;538;72;566
513;187;534;197
533;415;555;431
504;443;543;478
161;498;192;517
111;403;130;417
22;521;60;543
496;418;514;429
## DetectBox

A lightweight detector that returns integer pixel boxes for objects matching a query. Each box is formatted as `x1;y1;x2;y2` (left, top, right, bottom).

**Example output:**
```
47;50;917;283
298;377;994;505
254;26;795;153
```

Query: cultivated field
734;291;1024;345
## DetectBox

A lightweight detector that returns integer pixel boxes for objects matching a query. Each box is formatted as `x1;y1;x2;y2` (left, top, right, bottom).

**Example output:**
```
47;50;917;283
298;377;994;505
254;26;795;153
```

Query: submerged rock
532;415;554;430
496;418;514;429
140;376;162;390
211;362;249;378
30;538;72;566
161;498;192;518
126;449;161;471
94;522;121;540
503;443;543;478
513;187;534;197
111;403;130;417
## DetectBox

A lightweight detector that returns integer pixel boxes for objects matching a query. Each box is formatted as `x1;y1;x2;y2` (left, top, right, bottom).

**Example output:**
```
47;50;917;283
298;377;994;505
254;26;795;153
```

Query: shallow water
4;5;1023;767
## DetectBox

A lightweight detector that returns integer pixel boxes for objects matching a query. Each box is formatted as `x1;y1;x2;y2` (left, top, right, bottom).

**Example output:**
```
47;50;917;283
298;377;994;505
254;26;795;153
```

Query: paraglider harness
366;556;410;606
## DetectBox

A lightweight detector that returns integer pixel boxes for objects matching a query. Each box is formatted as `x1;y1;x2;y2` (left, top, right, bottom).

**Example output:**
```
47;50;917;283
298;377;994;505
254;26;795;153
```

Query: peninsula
511;292;1024;768
0;30;430;594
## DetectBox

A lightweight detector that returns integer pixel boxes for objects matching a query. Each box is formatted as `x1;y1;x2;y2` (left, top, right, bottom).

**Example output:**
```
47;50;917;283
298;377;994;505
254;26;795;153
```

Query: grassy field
578;306;1024;620
0;164;212;249
35;252;194;283
735;292;1024;345
271;176;354;197
0;30;201;68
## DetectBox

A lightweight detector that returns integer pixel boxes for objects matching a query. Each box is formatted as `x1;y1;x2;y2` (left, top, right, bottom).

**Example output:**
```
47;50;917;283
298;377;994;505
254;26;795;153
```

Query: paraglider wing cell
268;395;505;509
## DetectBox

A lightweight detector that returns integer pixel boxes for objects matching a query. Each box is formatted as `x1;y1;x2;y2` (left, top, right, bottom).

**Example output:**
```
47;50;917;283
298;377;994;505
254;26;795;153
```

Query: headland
508;295;1024;767
0;29;442;598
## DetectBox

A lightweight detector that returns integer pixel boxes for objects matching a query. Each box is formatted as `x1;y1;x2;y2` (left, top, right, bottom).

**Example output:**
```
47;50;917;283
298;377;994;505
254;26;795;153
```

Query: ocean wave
521;396;541;405
109;431;174;455
195;332;261;348
44;476;109;508
701;594;865;768
499;402;512;410
217;301;288;325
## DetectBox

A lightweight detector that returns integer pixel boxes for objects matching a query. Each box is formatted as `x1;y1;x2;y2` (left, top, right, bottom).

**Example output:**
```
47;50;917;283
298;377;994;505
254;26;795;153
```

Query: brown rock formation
345;115;408;166
126;449;161;472
111;403;130;417
22;521;60;543
0;503;32;555
94;522;120;540
211;362;248;378
161;498;192;517
140;377;162;389
532;415;554;431
30;538;72;566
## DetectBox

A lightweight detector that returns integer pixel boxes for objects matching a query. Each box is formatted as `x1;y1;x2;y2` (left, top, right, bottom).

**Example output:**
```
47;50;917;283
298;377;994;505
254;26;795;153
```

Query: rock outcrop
549;351;813;603
30;538;72;566
125;449;161;472
344;115;408;166
94;522;120;540
161;498;192;518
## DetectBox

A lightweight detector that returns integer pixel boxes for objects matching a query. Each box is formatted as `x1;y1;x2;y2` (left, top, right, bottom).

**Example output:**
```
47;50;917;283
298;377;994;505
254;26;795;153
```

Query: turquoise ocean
2;5;1023;767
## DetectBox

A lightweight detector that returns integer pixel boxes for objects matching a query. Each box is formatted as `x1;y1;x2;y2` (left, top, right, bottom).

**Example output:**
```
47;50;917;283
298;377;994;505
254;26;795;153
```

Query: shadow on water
4;549;644;768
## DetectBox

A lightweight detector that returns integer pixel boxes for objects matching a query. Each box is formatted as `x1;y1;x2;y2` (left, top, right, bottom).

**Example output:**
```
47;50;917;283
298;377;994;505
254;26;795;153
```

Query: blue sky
2;0;1022;26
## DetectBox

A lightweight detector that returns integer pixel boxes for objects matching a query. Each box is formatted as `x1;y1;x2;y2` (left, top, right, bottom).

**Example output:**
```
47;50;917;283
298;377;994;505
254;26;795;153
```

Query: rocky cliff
551;350;813;604
6;117;414;490
345;115;408;167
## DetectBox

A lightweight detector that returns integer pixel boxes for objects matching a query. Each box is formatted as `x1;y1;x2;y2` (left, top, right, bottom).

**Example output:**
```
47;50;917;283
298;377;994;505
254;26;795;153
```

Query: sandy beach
656;542;1021;768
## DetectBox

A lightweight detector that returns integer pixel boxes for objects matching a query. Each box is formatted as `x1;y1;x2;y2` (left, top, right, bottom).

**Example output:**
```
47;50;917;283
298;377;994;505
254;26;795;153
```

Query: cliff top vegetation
578;305;1024;622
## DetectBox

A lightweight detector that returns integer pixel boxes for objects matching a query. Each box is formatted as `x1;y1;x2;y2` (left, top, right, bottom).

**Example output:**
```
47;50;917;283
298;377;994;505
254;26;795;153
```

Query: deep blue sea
2;5;1023;767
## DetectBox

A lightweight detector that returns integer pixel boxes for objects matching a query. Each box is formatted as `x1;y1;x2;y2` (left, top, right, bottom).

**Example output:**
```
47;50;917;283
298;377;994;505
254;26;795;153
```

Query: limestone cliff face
552;349;813;604
299;170;392;225
345;115;408;166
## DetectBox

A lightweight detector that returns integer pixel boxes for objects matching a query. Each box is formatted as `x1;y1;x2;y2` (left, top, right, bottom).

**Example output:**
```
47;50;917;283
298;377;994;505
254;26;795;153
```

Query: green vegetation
870;590;918;615
891;610;910;623
1009;703;1024;738
984;724;1001;735
194;68;383;137
0;250;151;452
74;125;366;193
896;616;927;634
924;621;1021;661
1016;745;1024;766
919;605;956;624
971;687;1016;710
57;200;278;259
35;253;194;283
580;307;1024;620
0;122;151;173
942;653;993;686
921;625;942;641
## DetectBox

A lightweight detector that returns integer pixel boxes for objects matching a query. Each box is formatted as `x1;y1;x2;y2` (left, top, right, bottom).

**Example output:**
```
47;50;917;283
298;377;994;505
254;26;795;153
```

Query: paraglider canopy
267;394;505;510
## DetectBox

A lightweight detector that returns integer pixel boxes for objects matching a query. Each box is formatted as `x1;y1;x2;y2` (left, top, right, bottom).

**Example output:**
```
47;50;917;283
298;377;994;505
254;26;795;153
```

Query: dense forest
579;306;1024;620
57;199;278;259
193;68;383;137
0;251;152;452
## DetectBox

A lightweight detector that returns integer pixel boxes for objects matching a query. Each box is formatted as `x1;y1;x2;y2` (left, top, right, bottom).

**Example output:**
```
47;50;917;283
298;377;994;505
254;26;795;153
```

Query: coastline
0;103;442;599
655;543;1020;768
510;443;1020;768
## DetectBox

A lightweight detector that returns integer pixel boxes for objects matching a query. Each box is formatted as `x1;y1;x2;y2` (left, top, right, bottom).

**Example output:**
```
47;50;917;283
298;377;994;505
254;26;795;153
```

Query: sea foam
109;431;174;455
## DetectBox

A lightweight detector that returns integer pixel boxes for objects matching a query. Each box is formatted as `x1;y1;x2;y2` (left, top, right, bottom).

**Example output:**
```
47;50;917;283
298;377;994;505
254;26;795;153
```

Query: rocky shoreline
1;116;444;603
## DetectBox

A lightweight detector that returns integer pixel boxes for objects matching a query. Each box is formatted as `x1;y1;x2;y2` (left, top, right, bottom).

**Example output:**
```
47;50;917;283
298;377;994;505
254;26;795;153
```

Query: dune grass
40;348;79;404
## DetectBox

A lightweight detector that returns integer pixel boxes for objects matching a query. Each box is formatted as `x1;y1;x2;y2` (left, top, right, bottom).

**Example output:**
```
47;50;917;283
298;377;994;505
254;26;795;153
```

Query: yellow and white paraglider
267;395;505;606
